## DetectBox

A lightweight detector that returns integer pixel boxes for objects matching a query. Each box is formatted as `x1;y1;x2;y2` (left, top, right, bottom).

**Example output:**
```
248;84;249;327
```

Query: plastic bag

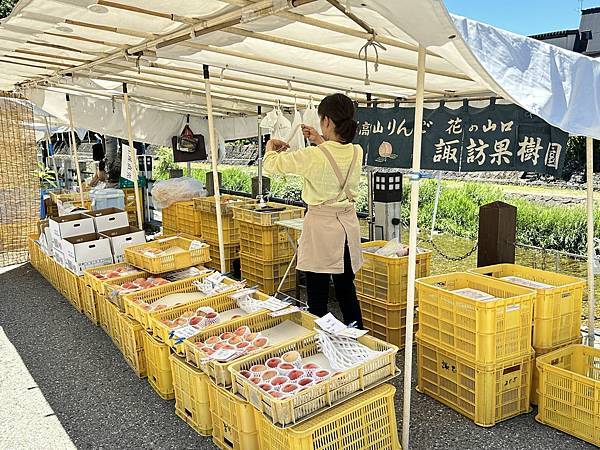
374;239;409;257
286;109;306;150
151;177;207;209
302;100;322;134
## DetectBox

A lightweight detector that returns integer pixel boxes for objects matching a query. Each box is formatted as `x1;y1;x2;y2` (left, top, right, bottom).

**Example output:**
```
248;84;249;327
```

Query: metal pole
257;105;264;202
122;83;144;229
402;45;426;450
43;116;60;187
367;171;374;241
204;65;226;273
586;136;595;346
65;94;85;206
430;171;442;239
186;161;192;177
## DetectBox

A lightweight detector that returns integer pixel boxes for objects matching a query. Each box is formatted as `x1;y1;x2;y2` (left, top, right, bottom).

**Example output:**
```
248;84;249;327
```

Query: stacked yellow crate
354;241;431;348
416;272;536;426
194;195;255;273
232;202;304;295
469;264;585;404
161;200;202;237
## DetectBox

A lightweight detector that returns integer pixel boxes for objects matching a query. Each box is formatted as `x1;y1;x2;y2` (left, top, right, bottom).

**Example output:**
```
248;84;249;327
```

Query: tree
0;0;18;18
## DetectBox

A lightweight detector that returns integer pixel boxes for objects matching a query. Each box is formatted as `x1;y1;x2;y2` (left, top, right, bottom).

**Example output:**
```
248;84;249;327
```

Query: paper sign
189;240;205;250
261;296;291;312
120;143;135;182
268;306;301;317
170;325;202;340
315;313;368;339
337;328;369;338
209;348;245;362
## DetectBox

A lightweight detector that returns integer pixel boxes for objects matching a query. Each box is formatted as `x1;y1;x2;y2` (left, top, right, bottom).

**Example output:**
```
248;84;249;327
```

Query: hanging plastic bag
286;109;305;150
151;177;207;209
302;99;322;134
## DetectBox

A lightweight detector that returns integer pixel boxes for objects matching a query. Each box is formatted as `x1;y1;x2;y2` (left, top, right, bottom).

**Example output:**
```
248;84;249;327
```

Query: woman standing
263;93;363;327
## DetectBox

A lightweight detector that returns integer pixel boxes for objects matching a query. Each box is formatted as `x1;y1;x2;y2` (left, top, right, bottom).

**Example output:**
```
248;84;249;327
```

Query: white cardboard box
61;233;114;275
100;226;146;263
48;213;96;249
85;208;129;233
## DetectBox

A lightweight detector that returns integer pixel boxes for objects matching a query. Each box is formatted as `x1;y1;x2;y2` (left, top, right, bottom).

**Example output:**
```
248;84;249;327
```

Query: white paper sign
261;296;291;312
315;313;368;339
120;143;135;182
170;325;202;340
268;306;301;317
189;240;205;250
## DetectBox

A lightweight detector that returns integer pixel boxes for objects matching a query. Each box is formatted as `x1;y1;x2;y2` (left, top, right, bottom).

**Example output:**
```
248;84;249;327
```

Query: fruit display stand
416;336;533;427
124;236;210;274
83;263;147;297
355;241;432;303
184;309;317;387
254;384;400;450
531;335;582;405
536;344;600;447
170;354;213;436
229;333;399;426
416;272;536;365
469;264;585;349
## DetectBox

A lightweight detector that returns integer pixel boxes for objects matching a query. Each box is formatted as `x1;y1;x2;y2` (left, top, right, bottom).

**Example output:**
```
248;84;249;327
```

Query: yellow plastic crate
119;313;147;378
79;278;98;324
148;279;249;352
83;263;146;295
162;204;178;230
170;354;212;436
176;201;202;236
205;241;240;273
184;309;316;387
232;202;304;227
196;195;257;244
194;195;256;215
536;344;600;446
417;337;533;426
143;331;174;400
240;252;296;295
208;380;259;450
355;241;432;304
105;300;124;351
238;222;297;260
531;336;581;405
416;272;535;365
96;291;110;333
122;273;211;330
255;384;400;450
62;269;82;311
125;236;210;274
230;333;398;426
28;234;41;269
469;264;584;348
357;293;417;348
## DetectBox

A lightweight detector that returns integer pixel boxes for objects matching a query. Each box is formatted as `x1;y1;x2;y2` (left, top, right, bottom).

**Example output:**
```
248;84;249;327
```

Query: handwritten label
268;306;301;317
315;313;368;339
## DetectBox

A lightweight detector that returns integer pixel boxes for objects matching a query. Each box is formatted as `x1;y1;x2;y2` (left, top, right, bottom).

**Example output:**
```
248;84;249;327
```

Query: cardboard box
100;226;146;263
48;213;96;250
85;208;129;233
61;233;114;275
40;227;53;256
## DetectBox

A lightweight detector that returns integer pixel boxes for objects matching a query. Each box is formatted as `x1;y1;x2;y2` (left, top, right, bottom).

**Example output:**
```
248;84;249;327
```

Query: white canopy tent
0;1;598;446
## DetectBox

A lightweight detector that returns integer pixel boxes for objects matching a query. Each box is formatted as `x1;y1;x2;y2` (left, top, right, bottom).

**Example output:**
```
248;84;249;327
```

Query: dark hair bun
318;93;357;143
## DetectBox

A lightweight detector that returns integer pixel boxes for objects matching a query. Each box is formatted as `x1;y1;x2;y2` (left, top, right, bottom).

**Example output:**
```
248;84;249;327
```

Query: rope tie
358;35;386;85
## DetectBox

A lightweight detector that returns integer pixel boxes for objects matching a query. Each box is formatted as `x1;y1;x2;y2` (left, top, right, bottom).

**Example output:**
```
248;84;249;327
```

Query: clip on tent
2;0;600;446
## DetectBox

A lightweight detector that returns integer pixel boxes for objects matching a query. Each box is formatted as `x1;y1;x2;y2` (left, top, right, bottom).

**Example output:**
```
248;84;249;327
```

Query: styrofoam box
100;226;146;263
48;213;96;248
61;233;114;276
85;207;129;233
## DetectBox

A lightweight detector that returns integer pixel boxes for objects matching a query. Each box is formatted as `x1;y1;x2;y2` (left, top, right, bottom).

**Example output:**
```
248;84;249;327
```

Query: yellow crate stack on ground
119;314;147;378
536;344;600;447
415;272;536;426
354;241;431;348
232;202;304;295
122;188;142;228
254;384;400;450
143;331;174;400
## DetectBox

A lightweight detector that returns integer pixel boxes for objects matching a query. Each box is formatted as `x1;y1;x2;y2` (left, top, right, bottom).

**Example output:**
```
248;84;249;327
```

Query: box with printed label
85;207;129;233
61;233;114;275
100;226;146;263
48;213;96;249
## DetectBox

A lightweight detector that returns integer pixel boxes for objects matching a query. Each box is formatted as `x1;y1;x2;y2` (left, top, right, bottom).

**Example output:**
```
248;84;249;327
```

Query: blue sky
444;0;590;36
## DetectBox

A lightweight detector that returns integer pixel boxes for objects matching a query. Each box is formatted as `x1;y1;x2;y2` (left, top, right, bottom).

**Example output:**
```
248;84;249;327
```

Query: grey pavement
0;264;595;449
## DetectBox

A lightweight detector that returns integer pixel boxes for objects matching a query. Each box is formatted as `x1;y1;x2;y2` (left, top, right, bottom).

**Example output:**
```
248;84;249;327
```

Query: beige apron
297;145;364;274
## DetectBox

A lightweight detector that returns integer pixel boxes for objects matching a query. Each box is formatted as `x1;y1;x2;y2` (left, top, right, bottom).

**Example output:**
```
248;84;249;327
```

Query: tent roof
1;0;599;143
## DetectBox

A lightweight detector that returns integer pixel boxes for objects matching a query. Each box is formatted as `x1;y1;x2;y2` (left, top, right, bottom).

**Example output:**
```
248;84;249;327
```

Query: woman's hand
266;139;289;153
301;125;324;145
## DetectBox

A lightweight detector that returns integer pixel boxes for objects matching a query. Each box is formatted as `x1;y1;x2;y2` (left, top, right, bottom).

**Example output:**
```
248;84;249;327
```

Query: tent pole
257;105;263;201
204;65;226;273
586;136;595;346
65;94;85;206
401;44;426;450
122;83;144;229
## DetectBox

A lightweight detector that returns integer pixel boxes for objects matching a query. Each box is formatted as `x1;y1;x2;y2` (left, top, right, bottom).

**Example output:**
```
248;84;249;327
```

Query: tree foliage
0;0;18;18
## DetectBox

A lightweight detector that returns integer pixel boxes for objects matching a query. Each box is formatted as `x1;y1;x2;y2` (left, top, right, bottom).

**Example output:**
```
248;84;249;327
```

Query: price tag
315;313;368;339
171;325;202;340
206;271;225;284
260;296;290;312
337;328;369;338
209;348;245;362
268;306;300;317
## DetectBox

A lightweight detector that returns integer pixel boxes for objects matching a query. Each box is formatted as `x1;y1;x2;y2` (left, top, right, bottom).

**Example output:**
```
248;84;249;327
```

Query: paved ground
0;264;595;450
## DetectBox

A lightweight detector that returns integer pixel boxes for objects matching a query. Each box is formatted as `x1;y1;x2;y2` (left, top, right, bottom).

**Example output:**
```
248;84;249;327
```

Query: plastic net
0;94;38;267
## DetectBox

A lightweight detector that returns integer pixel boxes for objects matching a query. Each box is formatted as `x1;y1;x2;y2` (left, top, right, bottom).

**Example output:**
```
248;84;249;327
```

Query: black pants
305;243;363;328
